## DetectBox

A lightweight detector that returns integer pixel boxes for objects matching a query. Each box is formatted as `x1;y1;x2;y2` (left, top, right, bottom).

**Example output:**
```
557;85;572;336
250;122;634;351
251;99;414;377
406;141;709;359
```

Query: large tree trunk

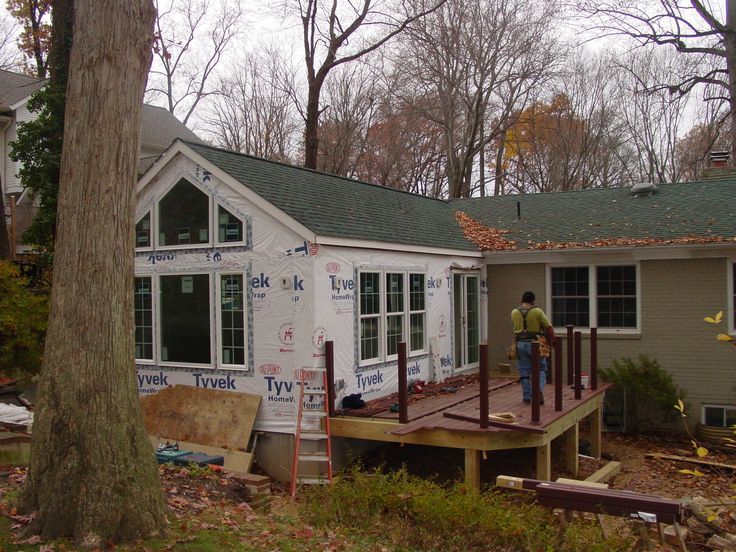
19;1;166;547
304;81;321;169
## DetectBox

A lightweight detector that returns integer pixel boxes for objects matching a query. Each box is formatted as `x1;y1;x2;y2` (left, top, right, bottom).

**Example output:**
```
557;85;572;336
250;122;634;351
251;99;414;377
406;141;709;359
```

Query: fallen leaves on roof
455;211;517;250
455;211;736;251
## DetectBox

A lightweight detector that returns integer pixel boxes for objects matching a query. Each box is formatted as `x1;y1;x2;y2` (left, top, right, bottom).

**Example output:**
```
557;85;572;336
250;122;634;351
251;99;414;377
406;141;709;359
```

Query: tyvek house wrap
135;154;488;434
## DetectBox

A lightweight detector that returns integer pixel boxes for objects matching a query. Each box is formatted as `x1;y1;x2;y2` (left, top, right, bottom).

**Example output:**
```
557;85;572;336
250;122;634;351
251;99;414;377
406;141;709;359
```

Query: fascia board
316;234;483;257
138;141;317;243
483;242;736;264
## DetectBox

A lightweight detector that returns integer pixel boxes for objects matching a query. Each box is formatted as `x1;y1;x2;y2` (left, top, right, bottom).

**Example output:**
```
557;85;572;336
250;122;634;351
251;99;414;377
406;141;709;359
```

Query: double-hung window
550;265;638;329
359;270;426;364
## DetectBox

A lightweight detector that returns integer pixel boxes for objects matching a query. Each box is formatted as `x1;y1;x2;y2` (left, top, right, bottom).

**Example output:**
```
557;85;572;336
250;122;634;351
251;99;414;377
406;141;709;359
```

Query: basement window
703;405;736;428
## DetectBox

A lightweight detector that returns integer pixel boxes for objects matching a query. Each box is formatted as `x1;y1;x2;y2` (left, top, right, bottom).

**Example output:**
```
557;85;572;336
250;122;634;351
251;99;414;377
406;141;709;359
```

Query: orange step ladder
290;366;332;498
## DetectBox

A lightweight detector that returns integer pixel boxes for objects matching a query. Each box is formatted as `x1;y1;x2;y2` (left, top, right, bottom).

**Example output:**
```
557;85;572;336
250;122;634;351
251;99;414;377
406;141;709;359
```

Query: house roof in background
451;180;736;251
0;69;45;109
183;141;478;251
140;105;204;148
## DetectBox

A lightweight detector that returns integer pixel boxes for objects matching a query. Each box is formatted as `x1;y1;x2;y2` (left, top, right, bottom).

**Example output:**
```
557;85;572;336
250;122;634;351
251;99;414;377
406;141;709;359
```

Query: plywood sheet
141;385;261;451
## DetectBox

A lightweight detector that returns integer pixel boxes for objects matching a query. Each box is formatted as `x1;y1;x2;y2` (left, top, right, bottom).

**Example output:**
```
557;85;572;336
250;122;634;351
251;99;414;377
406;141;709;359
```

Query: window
134;277;153;360
703;405;736;428
409;274;426;352
359;270;426;363
135;212;151;248
551;265;637;329
732;262;736;331
217;205;244;244
158;179;209;246
220;274;245;367
160;274;211;364
359;273;380;362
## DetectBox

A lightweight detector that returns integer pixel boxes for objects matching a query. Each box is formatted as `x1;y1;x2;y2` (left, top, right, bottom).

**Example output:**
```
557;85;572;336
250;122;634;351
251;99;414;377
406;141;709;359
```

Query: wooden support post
566;325;574;385
531;342;540;423
546;336;553;384
479;344;488;429
589;405;602;459
465;449;481;491
536;441;552;481
590;327;598;390
554;337;563;412
574;331;582;400
398;342;408;424
564;422;579;477
325;340;335;417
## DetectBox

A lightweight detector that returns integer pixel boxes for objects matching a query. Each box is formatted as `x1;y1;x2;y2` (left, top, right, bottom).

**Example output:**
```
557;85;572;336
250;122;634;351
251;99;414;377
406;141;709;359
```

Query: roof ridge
181;139;451;204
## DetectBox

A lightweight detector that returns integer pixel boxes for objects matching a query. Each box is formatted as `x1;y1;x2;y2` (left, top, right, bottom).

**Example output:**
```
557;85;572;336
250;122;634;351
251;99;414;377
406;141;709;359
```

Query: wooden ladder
290;367;332;498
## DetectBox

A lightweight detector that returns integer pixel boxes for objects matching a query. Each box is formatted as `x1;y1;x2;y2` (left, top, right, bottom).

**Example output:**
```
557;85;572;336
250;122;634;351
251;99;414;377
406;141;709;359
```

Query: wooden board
149;435;254;473
140;385;261;451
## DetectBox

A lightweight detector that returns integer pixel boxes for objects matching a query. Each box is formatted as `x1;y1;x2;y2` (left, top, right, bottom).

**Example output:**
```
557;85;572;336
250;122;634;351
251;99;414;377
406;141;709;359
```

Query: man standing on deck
511;291;554;404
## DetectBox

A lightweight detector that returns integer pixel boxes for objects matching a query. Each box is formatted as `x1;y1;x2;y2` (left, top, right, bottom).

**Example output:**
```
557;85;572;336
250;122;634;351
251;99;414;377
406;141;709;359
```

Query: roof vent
630;181;657;197
710;150;729;167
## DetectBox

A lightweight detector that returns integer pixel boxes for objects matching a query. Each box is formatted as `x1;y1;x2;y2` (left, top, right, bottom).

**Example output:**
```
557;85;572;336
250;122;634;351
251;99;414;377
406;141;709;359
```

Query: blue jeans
517;340;547;400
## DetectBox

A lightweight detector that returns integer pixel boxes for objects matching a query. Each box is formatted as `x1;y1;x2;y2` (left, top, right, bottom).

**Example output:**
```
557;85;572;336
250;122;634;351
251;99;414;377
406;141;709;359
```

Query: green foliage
302;467;629;551
601;355;684;433
0;261;48;376
9;82;65;264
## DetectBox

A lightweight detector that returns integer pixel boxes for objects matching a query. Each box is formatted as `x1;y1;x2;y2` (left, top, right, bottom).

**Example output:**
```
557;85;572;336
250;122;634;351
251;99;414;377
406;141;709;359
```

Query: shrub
0;260;48;377
600;355;684;433
302;467;629;551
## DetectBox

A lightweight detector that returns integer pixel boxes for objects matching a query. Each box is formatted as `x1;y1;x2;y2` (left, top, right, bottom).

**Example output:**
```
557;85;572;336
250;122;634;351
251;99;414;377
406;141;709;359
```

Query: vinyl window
703;405;736;428
358;270;426;364
551;265;638;329
134;276;153;360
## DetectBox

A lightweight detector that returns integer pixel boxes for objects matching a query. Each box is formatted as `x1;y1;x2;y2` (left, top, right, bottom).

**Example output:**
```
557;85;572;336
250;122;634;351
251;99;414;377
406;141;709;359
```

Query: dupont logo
293;368;317;381
312;327;327;349
325;262;341;274
278;323;294;345
259;364;281;375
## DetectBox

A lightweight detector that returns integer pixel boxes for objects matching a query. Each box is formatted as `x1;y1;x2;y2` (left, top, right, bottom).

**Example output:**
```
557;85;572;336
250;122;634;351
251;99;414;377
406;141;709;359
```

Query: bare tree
205;47;299;161
397;0;560;198
0;14;21;71
615;46;694;183
19;0;167;545
288;0;446;169
7;0;50;77
578;0;736;161
147;0;243;125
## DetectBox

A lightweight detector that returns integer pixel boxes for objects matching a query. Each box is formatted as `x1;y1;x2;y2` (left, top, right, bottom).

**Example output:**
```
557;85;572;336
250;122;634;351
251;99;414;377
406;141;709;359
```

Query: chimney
701;150;736;181
710;150;729;168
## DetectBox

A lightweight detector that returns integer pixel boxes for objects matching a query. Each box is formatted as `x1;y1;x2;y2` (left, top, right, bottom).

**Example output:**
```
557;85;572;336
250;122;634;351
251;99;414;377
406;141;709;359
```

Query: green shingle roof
181;141;736;253
451;180;736;250
184;141;477;251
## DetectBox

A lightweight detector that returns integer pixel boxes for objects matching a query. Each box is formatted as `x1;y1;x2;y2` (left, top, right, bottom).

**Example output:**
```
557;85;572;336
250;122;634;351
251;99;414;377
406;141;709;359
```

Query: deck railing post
574;331;582;400
398;341;408;424
531;342;541;423
554;337;562;411
566;325;574;385
479;344;489;429
590;327;598;390
325;340;335;417
546;336;553;384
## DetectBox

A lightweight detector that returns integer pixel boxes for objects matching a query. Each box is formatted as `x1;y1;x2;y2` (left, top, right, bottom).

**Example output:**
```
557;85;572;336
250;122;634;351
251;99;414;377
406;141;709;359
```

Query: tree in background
19;0;167;545
147;0;243;126
9;0;72;263
579;0;736;162
6;0;50;77
290;0;446;169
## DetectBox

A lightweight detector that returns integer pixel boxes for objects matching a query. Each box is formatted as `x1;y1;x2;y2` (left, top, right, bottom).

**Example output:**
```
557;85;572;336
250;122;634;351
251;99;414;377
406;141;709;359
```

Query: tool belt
516;331;542;341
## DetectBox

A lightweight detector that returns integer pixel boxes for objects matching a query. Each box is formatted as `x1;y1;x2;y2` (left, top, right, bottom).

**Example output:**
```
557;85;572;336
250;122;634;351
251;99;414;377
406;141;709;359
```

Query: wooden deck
330;375;611;489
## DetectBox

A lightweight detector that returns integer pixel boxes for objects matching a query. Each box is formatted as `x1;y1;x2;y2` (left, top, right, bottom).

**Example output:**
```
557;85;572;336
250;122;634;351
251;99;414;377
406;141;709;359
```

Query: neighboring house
0;68;204;258
136;140;735;479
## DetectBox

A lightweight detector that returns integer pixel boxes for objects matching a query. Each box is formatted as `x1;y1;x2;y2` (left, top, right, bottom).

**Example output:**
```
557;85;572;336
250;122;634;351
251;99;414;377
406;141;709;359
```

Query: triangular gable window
158;179;210;247
217;205;244;244
135;212;151;248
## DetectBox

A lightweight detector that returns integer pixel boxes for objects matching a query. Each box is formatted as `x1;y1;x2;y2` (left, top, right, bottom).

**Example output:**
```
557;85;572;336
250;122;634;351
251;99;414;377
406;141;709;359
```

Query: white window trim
134;274;156;364
155;178;214;251
134;210;153;252
215;204;247;248
546;262;641;334
358;269;427;367
701;403;736;427
156;272;215;368
728;259;735;336
215;271;249;371
409;273;427;355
